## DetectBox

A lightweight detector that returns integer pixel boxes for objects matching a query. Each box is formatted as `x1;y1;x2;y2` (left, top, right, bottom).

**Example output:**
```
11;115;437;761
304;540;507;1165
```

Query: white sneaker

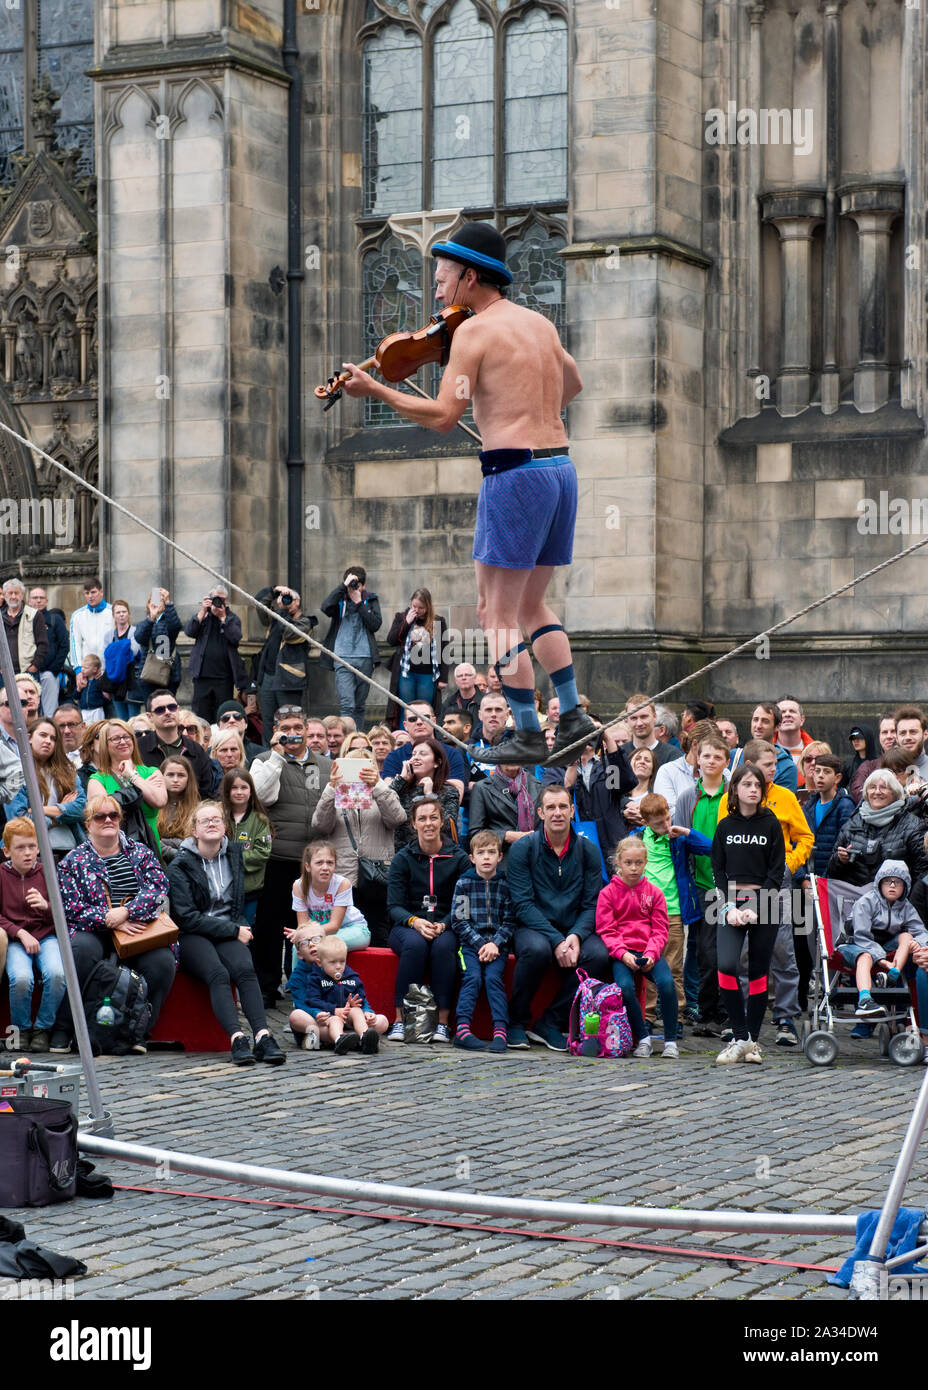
742;1038;763;1064
632;1037;652;1058
717;1037;751;1064
301;1029;320;1050
661;1041;679;1059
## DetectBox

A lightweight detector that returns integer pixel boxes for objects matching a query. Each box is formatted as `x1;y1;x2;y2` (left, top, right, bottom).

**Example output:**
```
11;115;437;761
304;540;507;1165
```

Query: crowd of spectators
3;570;928;1068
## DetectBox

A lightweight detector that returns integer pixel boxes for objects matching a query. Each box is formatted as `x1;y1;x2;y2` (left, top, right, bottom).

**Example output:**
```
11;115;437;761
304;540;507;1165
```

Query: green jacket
228;806;273;895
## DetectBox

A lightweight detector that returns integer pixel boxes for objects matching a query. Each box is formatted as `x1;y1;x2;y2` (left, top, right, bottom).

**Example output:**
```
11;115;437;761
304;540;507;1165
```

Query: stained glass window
0;4;23;185
363;25;423;216
504;9;567;204
432;0;493;208
508;221;566;332
362;235;424;424
38;0;95;174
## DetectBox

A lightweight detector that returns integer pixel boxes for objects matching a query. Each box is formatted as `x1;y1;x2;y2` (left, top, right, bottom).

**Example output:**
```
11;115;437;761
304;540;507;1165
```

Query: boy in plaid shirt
451;830;516;1052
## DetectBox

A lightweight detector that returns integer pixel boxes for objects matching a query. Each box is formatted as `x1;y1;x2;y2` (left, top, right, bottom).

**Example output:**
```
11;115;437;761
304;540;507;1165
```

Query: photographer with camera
255;585;317;745
184;586;248;723
320;565;383;731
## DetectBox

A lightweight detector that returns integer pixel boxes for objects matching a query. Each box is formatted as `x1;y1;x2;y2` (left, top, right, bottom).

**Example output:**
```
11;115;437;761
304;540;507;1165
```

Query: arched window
0;0;94;185
359;0;568;426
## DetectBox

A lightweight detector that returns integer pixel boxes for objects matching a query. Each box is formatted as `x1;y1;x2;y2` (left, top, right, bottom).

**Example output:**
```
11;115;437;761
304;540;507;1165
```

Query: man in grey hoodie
840;859;928;1018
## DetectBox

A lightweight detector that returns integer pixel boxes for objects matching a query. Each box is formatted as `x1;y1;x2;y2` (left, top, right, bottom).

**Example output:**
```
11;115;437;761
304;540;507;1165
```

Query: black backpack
81;958;151;1055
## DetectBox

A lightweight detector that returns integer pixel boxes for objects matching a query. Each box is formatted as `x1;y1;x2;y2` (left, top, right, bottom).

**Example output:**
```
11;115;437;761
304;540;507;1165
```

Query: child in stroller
842;860;928;1018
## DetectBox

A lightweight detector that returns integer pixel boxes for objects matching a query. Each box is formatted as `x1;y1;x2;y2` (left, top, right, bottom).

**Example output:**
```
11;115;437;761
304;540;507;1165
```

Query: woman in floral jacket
50;791;175;1053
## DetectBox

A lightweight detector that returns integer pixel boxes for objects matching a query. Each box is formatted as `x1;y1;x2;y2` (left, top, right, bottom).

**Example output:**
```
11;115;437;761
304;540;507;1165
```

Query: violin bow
399;377;483;445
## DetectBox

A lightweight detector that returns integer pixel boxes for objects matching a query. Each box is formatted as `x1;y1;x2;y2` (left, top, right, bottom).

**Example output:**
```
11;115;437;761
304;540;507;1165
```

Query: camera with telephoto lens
277;590;294;607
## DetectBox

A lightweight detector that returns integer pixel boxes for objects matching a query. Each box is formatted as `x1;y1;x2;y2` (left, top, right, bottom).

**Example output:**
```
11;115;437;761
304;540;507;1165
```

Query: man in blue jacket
505;782;609;1051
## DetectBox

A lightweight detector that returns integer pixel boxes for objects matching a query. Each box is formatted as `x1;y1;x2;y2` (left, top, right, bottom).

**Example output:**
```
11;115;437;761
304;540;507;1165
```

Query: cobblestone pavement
5;1014;926;1302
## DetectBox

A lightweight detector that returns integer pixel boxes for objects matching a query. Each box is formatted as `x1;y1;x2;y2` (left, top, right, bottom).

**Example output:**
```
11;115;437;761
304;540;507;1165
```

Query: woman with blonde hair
86;718;167;853
208;729;247;794
367;724;394;771
339;730;373;759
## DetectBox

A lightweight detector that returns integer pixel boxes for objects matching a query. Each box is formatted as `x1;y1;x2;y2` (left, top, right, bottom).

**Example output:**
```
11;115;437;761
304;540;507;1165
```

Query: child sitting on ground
0;817;66;1052
289;933;388;1055
450;830;516;1053
842;859;928;1018
595;837;676;1058
287;925;324;1049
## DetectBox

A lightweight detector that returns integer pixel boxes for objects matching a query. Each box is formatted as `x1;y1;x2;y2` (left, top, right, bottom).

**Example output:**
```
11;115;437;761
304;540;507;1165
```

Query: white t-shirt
291;873;366;929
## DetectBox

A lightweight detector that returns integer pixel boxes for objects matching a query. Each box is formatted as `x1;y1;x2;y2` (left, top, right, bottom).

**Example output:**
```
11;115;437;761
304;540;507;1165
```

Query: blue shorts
473;454;577;570
839;936;902;965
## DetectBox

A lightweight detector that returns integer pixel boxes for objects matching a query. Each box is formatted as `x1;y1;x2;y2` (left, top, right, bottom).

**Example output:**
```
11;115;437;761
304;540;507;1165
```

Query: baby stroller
802;872;923;1067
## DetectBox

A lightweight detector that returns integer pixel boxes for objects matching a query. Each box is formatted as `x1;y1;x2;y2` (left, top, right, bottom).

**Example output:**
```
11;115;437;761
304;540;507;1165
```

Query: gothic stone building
5;0;926;729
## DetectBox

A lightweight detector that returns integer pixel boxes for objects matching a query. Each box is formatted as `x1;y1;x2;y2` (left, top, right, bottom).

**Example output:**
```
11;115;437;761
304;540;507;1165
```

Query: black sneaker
49;1028;71;1054
253;1033;286;1065
334;1031;360;1056
855;995;886;1018
472;728;548;767
360;1028;380;1055
545;706;602;767
230;1034;256;1065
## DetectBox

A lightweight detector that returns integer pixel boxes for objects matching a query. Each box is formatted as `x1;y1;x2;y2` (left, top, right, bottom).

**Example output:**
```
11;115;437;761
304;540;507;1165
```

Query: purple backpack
567;969;633;1059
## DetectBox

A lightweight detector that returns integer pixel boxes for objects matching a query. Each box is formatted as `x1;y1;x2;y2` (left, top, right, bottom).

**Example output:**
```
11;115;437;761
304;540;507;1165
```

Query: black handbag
341;812;390;889
0;1097;78;1207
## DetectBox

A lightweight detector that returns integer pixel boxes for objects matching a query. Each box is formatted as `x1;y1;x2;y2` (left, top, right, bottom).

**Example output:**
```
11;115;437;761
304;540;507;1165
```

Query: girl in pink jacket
595;838;677;1058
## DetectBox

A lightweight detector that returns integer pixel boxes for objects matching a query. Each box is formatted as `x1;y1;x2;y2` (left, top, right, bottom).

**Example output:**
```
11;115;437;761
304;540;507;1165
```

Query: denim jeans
110;699;131;721
613;956;678;1043
7;936;67;1031
456;947;508;1028
396;672;437;707
683;920;701;1010
334;657;374;728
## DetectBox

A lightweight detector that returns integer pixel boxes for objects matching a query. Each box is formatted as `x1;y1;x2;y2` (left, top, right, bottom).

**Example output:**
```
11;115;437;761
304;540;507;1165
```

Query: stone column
839;182;904;414
759;190;824;416
95;0;288;611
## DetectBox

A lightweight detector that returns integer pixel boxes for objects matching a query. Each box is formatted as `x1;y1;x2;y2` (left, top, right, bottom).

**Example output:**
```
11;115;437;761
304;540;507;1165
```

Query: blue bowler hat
432;222;512;285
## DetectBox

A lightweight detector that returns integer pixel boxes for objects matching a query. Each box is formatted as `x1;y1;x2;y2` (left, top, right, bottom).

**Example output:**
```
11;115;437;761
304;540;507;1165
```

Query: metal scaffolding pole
0;621;112;1135
850;1063;928;1299
78;1133;861;1237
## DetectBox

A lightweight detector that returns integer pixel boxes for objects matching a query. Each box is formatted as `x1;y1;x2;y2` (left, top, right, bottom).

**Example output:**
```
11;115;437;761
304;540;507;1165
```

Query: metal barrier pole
849;1062;928;1299
0;623;112;1135
78;1133;861;1236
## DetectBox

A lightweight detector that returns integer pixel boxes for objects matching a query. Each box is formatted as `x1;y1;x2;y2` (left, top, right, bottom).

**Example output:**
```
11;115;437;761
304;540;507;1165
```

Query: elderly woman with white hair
828;768;928;889
1;577;57;714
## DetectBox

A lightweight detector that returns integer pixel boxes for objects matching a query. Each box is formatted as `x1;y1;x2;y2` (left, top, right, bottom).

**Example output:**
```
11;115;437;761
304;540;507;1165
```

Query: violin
314;304;473;411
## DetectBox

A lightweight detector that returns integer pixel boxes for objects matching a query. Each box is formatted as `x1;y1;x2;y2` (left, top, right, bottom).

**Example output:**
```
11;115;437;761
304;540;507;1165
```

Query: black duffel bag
0;1097;78;1207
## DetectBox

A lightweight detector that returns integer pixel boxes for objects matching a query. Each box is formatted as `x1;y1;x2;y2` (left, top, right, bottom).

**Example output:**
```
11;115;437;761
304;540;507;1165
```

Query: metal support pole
0;624;112;1135
78;1133;862;1237
850;1062;928;1299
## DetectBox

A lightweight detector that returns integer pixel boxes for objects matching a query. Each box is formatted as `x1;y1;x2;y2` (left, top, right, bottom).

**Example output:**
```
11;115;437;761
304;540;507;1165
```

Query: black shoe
334;1031;361;1056
230;1034;256;1066
692;1018;723;1038
545;706;602;767
253;1033;286;1065
360;1027;380;1054
472;728;548;767
49;1028;71;1054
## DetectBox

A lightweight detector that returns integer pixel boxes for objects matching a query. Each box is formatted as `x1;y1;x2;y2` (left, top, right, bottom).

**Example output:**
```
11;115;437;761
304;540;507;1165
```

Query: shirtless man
339;221;598;766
